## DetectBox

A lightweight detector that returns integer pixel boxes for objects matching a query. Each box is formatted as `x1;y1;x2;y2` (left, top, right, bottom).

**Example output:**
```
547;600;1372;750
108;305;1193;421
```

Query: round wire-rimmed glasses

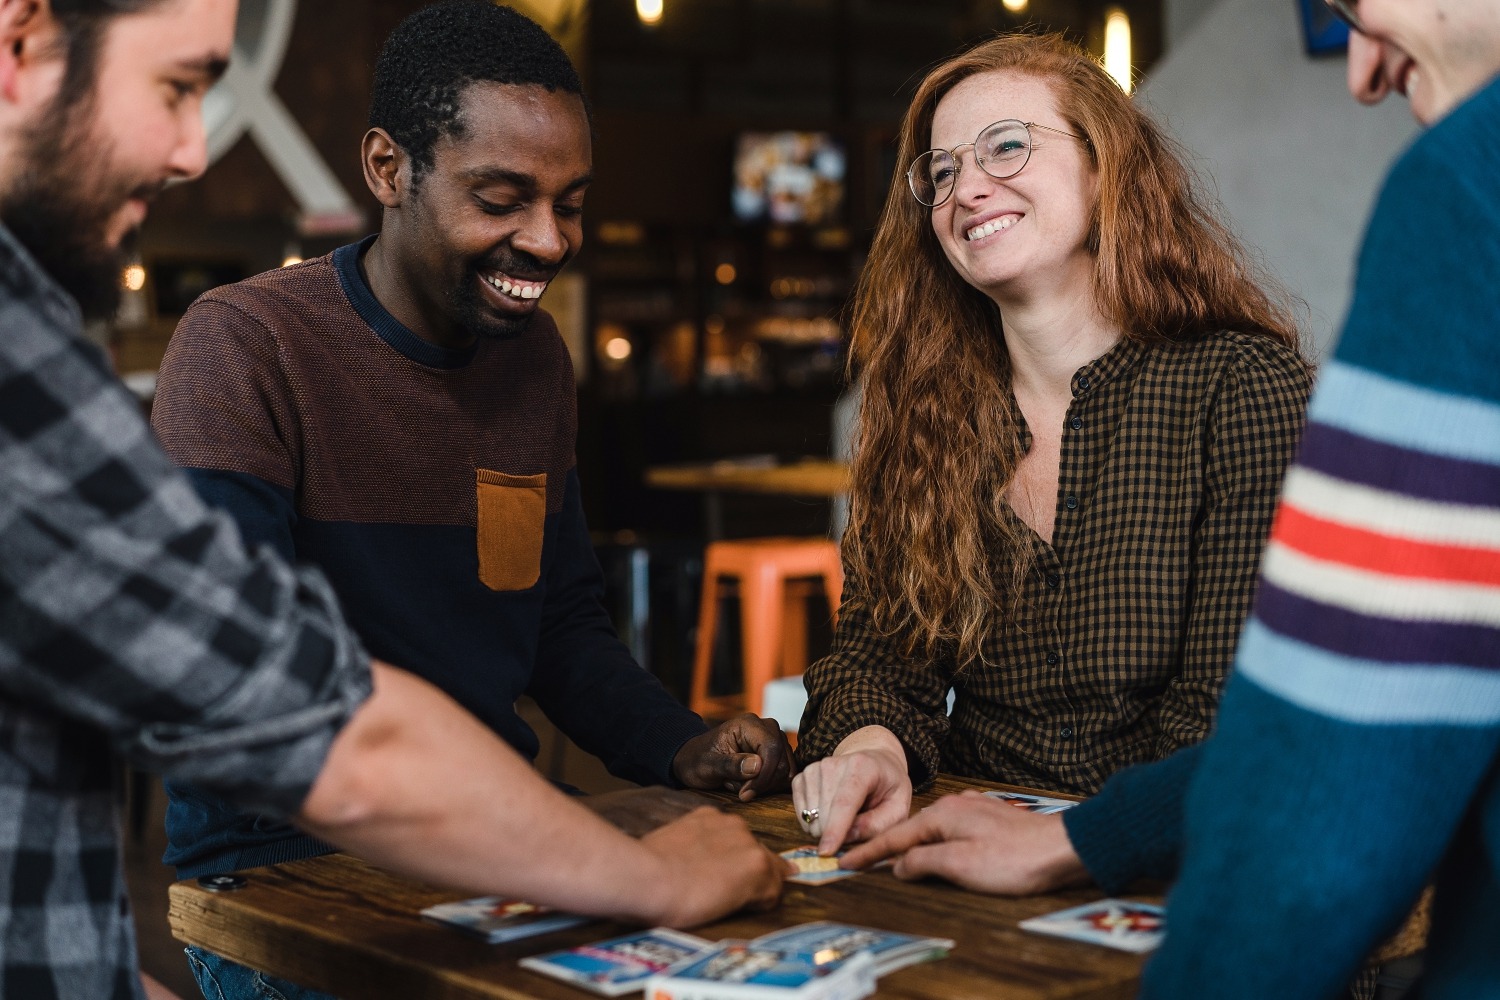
906;119;1089;208
1324;0;1364;34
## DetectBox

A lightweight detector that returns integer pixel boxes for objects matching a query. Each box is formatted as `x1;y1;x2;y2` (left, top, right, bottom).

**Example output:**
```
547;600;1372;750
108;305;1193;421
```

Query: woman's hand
790;726;912;854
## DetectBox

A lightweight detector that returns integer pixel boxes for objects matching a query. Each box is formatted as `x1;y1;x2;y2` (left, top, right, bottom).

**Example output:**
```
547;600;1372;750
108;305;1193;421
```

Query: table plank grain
168;777;1157;999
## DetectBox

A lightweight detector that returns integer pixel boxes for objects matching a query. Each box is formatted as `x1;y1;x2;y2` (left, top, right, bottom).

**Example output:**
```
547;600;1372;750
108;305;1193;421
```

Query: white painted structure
203;0;362;232
1140;0;1417;355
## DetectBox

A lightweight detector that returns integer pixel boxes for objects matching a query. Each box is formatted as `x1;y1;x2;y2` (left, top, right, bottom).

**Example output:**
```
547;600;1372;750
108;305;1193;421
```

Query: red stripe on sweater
1274;504;1500;585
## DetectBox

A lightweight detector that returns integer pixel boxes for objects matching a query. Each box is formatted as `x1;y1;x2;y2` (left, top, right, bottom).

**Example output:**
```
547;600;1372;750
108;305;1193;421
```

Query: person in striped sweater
842;1;1500;995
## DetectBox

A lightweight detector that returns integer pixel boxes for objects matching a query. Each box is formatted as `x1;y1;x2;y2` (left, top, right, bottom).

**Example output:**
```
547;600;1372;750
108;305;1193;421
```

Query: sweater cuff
1062;743;1203;894
652;710;713;788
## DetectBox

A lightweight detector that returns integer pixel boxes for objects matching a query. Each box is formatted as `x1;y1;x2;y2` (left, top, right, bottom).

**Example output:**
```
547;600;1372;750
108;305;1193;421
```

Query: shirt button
1045;573;1060;589
1064;495;1079;510
1075;376;1091;393
1059;726;1075;739
1069;416;1083;430
1046;652;1059;665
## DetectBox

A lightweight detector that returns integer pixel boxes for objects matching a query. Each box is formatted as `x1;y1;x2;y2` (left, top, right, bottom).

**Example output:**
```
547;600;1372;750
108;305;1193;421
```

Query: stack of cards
1018;899;1166;953
644;942;876;1000
983;790;1080;815
521;928;712;996
418;896;589;944
750;922;953;976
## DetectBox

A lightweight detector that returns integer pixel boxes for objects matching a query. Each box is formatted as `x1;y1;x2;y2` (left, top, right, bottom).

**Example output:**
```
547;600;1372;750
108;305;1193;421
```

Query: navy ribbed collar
333;235;478;370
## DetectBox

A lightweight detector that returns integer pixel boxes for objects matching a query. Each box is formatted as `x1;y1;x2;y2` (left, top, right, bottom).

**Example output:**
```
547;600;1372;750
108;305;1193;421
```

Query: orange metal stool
690;537;843;719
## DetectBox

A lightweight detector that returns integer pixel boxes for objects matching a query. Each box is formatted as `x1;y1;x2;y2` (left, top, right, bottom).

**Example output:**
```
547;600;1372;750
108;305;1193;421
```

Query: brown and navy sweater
152;236;707;876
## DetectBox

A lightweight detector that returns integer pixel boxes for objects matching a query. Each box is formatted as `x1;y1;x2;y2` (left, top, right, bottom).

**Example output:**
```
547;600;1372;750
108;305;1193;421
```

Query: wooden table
168;776;1159;999
644;459;850;538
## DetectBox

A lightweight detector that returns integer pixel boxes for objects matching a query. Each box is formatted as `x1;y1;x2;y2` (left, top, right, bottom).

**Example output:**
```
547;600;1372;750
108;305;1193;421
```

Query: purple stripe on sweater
1255;580;1500;672
1299;423;1500;507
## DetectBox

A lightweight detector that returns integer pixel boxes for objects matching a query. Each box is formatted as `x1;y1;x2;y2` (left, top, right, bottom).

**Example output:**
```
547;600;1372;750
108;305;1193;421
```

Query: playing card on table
519;927;711;996
983;790;1080;815
751;921;952;976
780;846;860;885
1018;899;1165;953
419;896;589;944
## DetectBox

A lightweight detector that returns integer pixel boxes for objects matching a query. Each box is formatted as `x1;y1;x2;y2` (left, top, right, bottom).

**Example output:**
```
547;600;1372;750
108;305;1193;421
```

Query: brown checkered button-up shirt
798;330;1311;795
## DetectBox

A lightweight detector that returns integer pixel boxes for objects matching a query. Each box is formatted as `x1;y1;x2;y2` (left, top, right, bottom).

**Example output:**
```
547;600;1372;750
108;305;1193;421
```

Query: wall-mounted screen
732;132;846;226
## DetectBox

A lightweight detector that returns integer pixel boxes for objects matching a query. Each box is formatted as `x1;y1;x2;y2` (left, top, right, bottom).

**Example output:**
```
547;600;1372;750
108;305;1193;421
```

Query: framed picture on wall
1297;0;1349;56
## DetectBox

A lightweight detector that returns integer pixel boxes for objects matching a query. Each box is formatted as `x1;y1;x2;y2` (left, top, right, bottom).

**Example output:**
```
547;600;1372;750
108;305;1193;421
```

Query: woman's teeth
966;216;1018;241
483;273;547;300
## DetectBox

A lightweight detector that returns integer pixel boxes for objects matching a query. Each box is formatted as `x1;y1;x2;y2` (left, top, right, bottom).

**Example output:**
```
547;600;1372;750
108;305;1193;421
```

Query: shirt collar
332;234;479;370
1070;336;1146;400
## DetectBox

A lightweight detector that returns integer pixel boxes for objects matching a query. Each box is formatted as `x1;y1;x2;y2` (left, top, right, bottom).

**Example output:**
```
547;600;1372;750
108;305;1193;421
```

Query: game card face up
751;921;953;976
983;790;1080;815
1018;899;1166;953
418;896;589;944
780;846;860;886
520;927;712;996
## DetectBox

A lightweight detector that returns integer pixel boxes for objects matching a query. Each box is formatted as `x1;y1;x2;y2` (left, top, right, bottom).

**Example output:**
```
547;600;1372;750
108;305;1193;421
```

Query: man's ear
0;0;54;105
361;127;407;209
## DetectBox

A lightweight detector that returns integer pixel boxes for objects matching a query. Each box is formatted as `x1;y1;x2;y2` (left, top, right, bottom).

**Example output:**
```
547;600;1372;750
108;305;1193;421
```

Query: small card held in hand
780;846;860;885
1018;899;1165;953
419;896;589;944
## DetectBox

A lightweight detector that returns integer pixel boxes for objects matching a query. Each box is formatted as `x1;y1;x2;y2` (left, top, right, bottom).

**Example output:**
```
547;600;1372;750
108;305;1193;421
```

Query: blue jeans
184;946;340;1000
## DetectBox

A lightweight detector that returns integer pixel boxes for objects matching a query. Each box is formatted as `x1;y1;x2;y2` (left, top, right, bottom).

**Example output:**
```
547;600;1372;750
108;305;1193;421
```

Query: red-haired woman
791;33;1311;852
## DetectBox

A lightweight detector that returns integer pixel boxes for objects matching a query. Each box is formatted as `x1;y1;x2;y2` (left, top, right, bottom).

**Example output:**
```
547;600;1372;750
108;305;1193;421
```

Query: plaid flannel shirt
0;225;372;999
799;332;1311;796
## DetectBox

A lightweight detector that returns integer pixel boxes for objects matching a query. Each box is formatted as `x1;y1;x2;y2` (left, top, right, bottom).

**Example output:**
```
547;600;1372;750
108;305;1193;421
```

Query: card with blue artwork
520;927;711;996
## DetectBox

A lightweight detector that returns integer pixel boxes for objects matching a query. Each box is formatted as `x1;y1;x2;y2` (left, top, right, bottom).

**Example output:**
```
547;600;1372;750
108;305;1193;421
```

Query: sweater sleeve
152;295;303;564
1143;85;1500;1000
527;469;708;786
1062;743;1201;893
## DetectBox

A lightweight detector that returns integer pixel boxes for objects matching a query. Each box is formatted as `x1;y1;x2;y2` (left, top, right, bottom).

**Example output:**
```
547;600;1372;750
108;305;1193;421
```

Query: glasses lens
976;121;1032;180
1324;0;1363;32
909;150;954;207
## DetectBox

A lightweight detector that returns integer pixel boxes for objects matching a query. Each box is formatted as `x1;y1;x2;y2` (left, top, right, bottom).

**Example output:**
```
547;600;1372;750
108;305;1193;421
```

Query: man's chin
473;314;533;340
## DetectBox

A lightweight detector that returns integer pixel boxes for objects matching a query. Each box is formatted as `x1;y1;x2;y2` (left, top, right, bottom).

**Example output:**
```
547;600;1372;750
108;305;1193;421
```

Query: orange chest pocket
475;469;547;591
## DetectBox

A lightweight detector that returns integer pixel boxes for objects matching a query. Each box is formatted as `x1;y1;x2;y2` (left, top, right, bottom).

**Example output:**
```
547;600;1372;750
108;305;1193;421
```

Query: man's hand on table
638;806;793;927
839;790;1093;895
791;725;913;854
580;787;714;837
673;713;795;801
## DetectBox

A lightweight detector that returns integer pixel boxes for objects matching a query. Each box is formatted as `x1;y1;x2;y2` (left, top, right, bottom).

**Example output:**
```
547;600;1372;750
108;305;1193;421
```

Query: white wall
1139;0;1417;356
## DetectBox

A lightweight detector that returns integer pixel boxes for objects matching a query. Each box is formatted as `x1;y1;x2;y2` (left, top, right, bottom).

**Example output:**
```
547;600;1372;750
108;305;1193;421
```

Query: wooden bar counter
168;776;1158;999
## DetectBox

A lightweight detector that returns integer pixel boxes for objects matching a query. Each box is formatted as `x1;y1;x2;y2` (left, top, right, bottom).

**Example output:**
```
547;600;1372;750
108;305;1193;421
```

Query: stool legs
689;556;722;718
688;539;842;722
738;561;785;718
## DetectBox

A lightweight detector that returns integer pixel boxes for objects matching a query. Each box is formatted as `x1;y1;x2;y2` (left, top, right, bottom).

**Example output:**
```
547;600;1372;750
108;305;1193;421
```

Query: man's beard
447;262;534;341
1;94;152;321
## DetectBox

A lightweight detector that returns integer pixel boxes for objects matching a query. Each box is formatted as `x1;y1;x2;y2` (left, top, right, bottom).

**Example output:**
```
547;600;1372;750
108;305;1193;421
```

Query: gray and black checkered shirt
799;332;1311;796
0;225;372;998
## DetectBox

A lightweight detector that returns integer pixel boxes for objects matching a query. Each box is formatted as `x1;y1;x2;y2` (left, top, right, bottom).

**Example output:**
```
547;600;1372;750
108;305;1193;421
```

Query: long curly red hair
843;32;1302;667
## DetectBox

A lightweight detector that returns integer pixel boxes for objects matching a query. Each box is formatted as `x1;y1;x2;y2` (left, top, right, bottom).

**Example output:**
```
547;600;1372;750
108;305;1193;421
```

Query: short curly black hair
369;1;586;180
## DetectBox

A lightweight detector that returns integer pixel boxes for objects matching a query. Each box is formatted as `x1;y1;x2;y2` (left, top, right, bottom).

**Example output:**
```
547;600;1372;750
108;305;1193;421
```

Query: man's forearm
297;661;683;924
